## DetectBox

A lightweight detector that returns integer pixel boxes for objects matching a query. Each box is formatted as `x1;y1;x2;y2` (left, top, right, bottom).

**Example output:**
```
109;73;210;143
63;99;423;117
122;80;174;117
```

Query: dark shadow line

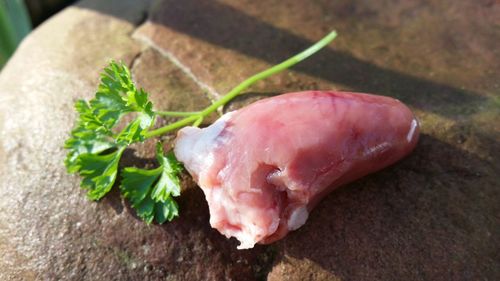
146;0;486;117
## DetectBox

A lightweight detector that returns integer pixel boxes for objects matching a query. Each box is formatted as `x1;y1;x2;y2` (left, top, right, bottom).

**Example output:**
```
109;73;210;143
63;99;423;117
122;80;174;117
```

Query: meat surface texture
174;91;419;249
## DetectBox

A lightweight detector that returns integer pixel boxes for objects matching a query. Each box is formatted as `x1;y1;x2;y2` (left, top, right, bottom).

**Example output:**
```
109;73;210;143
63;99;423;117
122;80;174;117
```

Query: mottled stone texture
0;0;499;280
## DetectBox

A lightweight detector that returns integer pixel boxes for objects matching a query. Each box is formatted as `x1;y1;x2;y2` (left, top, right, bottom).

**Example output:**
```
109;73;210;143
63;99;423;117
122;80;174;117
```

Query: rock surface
0;0;499;280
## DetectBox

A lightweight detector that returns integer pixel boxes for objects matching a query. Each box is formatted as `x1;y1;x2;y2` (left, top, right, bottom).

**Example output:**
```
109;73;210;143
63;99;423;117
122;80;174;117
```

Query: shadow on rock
104;133;498;280
101;147;157;215
67;1;498;280
144;0;486;119
74;0;487;119
271;134;498;280
100;146;275;280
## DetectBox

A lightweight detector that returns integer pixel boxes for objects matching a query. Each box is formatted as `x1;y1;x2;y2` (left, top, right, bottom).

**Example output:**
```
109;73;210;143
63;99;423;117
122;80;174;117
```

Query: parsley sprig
64;31;337;224
121;143;182;223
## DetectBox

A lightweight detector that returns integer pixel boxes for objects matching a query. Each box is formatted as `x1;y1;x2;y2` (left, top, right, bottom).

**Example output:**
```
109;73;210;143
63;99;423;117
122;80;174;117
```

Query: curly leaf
120;143;182;224
78;147;125;200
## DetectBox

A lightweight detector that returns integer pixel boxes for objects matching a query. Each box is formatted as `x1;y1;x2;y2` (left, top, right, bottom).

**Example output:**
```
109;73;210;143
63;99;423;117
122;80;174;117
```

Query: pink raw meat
174;91;419;249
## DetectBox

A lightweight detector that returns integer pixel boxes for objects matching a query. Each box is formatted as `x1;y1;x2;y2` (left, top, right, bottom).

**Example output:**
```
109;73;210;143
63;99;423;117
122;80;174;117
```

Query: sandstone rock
0;0;499;280
0;0;267;280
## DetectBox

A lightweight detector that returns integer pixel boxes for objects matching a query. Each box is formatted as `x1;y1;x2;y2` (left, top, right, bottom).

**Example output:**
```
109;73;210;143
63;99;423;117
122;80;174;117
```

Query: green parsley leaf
78;146;125;200
116;109;154;144
93;61;155;143
151;145;182;202
155;199;179;224
65;61;157;200
120;143;181;224
64;100;116;173
64;33;337;226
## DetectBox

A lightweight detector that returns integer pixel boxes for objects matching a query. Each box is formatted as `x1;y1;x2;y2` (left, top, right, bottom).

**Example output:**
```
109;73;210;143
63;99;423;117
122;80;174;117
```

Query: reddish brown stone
0;0;499;280
136;0;500;280
0;0;266;280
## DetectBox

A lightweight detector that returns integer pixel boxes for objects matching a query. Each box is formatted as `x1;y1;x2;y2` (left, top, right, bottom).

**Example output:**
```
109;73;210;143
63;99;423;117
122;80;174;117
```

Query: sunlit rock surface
0;0;498;280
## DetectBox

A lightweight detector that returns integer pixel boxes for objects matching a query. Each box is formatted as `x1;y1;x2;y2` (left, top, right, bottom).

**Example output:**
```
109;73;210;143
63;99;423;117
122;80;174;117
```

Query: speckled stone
134;0;500;280
0;0;267;280
0;0;499;280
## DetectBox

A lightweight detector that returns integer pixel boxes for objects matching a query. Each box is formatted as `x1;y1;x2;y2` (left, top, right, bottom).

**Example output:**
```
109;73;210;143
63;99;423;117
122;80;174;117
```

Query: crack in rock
132;30;221;104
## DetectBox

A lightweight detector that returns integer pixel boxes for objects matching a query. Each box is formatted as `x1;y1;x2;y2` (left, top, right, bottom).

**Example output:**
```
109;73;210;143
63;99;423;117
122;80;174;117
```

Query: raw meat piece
174;91;419;249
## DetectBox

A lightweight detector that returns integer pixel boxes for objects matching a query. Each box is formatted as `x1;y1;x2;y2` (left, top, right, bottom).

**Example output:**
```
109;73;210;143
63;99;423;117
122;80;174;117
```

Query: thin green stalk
144;30;337;139
200;30;337;117
156;111;201;117
192;117;204;127
146;115;200;136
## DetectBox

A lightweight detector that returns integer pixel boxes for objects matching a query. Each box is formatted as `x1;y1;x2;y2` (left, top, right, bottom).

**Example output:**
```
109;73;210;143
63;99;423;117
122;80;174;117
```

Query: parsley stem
144;30;337;139
155;111;201;117
146;115;200;136
198;30;337;117
192;116;204;127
